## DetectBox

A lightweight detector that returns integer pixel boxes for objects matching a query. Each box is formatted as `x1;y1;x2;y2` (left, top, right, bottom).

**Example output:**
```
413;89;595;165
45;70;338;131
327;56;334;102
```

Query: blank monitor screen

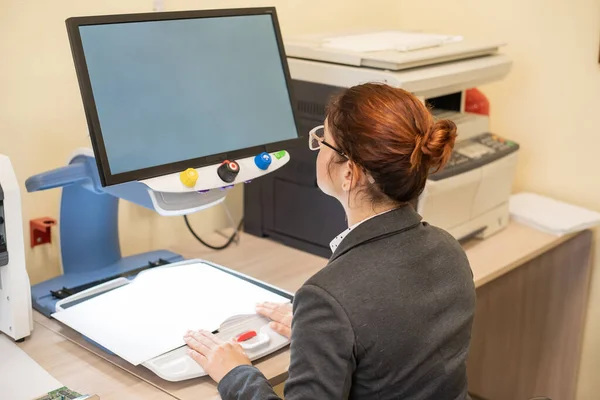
67;9;299;185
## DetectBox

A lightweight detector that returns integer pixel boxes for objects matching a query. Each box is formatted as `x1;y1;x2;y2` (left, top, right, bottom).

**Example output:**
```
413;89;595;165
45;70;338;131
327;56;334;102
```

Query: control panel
143;150;289;194
429;132;519;181
0;183;7;267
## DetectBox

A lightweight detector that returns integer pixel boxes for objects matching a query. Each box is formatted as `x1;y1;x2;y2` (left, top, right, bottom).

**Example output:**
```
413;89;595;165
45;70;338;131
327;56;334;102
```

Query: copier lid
283;30;506;71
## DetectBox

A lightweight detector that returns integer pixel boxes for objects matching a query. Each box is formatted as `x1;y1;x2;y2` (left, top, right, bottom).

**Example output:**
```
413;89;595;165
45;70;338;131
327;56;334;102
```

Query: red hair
326;82;457;204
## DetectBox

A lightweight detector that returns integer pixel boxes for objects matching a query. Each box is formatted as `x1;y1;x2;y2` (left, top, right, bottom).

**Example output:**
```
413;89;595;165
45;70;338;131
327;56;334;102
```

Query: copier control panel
429;133;519;181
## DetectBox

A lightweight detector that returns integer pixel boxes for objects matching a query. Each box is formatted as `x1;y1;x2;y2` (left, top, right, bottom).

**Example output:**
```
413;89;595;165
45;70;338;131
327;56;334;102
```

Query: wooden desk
18;221;593;400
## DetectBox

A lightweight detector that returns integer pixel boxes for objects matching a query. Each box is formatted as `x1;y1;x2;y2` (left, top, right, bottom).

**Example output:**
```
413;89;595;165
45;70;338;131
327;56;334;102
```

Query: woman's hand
255;302;293;338
184;330;251;384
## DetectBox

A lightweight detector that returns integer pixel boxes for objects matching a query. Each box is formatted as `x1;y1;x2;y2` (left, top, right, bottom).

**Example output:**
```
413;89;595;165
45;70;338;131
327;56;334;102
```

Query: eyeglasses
308;125;348;158
309;125;376;184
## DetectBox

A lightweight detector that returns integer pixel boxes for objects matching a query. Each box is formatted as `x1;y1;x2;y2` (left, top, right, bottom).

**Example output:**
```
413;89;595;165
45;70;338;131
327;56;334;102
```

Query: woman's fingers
255;303;278;316
269;321;291;339
188;349;208;367
256;301;278;309
256;302;292;324
184;334;211;355
255;305;274;319
198;329;224;346
262;301;290;310
184;330;218;353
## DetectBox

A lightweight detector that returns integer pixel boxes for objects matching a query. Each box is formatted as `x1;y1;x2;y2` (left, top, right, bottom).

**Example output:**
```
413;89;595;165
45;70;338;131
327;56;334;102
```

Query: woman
184;82;476;399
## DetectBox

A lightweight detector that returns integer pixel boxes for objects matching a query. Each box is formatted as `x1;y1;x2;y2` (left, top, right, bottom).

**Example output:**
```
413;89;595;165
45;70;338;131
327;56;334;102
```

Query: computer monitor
66;7;300;186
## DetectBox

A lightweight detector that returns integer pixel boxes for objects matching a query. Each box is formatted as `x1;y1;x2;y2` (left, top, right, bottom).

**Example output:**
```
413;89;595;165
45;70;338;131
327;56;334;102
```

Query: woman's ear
345;161;367;192
340;161;353;192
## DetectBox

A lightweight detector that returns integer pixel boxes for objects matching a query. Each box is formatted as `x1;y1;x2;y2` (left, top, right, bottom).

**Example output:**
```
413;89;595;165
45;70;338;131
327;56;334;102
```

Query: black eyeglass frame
308;125;348;158
308;124;378;184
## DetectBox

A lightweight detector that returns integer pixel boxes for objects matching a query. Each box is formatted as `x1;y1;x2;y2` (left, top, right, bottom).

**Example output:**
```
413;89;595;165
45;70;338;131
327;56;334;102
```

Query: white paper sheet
509;192;600;235
52;261;291;366
0;334;63;400
321;31;463;53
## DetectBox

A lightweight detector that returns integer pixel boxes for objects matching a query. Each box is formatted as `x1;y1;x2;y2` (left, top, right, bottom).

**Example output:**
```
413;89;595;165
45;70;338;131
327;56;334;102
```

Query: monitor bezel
66;7;302;187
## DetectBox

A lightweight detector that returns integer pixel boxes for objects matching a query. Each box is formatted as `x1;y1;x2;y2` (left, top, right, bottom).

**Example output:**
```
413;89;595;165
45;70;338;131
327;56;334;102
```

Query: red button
236;330;257;342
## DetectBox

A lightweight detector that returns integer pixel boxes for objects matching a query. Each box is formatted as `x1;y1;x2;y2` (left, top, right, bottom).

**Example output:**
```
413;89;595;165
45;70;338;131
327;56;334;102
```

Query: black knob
217;160;240;183
0;216;4;224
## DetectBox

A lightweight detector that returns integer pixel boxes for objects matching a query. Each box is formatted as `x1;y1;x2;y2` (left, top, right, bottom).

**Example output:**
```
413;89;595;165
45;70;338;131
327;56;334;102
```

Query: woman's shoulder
333;219;469;268
304;221;471;298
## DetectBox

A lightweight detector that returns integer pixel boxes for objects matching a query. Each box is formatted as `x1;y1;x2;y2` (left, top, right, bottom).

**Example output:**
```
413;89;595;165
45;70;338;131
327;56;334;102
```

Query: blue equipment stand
26;152;184;317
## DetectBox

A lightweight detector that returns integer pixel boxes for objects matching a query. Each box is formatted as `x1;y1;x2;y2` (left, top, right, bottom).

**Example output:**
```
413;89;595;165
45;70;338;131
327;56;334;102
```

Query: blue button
254;152;272;170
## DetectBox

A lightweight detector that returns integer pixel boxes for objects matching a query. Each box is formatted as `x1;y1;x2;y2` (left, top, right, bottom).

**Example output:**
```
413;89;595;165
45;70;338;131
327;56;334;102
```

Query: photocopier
244;30;519;258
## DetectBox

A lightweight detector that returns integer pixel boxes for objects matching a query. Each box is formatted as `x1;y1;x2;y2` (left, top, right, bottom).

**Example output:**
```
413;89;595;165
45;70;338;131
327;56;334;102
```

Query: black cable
184;215;244;250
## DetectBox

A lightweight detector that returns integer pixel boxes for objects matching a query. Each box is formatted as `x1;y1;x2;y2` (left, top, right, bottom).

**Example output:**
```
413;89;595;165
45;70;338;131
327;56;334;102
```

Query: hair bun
410;119;457;172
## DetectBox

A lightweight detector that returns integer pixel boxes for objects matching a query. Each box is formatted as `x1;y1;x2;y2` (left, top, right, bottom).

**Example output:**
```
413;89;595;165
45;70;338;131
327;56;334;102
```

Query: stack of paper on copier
509;192;600;236
321;31;463;53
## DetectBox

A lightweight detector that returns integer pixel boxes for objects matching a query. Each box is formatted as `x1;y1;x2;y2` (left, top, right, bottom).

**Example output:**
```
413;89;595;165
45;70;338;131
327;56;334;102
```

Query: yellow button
180;168;199;187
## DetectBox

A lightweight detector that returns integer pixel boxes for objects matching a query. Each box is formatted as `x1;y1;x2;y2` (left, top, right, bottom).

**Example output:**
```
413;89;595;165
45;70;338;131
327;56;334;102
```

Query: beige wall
394;0;600;398
0;0;400;284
